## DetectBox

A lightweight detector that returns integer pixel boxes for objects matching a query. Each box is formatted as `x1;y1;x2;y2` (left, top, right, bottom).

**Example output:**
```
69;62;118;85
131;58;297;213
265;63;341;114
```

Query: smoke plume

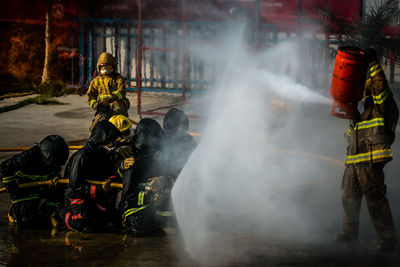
172;26;349;263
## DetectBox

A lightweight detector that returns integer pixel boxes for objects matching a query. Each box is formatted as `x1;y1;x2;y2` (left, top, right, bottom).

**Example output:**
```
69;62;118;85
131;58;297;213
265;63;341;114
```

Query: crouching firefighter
86;52;130;132
334;48;399;252
56;121;123;232
0;135;69;228
120;118;175;237
162;108;197;180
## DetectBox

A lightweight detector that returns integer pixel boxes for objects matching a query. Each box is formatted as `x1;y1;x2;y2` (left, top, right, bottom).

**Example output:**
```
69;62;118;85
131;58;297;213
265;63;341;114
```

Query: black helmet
38;135;69;167
163;108;189;135
88;120;122;148
132;118;164;154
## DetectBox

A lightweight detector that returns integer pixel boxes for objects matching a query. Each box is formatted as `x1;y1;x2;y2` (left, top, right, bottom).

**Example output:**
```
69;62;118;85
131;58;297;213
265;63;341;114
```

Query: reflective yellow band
99;94;111;99
99;77;104;85
89;99;97;108
369;64;379;72
356;118;385;130
3;175;16;183
15;171;52;181
156;210;174;217
117;168;123;178
138;191;145;206
122;206;147;222
112;90;123;100
392;124;397;133
346;149;392;164
370;68;382;77
11;194;40;204
346;127;353;136
373;88;390;104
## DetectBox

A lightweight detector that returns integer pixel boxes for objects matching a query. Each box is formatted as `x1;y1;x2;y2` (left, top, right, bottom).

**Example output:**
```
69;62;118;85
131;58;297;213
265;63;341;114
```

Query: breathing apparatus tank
330;46;367;119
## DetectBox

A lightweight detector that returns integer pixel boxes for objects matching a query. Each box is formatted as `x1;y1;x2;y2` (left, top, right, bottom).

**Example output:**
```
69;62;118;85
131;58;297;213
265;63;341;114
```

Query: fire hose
0;132;200;152
0;178;123;194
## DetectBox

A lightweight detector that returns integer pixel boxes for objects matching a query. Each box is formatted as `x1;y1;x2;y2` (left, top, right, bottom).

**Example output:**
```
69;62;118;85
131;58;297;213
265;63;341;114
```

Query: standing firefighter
0;135;69;228
334;49;399;252
86;52;130;132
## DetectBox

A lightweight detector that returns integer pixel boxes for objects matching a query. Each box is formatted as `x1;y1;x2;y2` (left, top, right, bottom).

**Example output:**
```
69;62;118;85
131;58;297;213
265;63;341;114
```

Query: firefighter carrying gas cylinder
333;48;399;252
86;52;130;132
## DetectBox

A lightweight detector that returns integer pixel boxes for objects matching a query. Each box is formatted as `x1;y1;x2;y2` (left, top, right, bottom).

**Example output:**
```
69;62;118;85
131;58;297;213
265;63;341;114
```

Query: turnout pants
341;163;396;240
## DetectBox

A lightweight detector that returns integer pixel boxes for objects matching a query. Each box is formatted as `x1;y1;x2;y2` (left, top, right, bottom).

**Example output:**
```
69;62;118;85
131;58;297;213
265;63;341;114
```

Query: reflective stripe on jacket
345;60;398;166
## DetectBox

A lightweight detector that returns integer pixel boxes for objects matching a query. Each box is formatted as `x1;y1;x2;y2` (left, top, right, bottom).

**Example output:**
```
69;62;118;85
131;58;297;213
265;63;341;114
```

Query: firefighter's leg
110;100;129;117
124;208;164;237
89;113;106;132
335;165;362;241
361;164;396;251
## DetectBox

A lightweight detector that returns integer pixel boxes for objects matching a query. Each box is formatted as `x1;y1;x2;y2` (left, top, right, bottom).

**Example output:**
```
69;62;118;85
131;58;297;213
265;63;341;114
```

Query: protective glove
145;176;169;207
102;179;112;193
115;146;134;159
49;177;59;189
122;157;135;170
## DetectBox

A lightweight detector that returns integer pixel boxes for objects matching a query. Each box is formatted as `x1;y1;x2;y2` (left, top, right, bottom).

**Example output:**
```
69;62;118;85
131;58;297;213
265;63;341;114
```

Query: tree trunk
42;1;52;83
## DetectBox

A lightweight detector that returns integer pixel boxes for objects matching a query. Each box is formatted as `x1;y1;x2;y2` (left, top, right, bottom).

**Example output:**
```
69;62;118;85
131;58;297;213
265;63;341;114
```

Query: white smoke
172;26;346;262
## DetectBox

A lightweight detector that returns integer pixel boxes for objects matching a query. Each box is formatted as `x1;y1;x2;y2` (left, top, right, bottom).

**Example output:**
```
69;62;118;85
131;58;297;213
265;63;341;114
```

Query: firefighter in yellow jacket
86;52;130;132
334;48;399;252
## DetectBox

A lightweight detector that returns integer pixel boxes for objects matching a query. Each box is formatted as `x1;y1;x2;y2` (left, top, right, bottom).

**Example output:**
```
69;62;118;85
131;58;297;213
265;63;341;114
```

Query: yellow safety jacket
345;60;398;165
86;52;129;110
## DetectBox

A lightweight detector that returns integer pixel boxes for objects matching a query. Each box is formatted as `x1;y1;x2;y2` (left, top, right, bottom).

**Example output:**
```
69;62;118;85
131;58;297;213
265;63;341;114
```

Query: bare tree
42;0;52;83
357;0;400;63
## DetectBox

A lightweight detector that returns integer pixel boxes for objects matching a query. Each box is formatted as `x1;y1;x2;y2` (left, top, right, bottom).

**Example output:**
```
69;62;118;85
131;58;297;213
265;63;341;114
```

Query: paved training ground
1;93;400;266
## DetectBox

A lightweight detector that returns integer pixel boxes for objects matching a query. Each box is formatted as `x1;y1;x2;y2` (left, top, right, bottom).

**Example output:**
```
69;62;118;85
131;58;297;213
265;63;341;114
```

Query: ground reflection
0;225;194;266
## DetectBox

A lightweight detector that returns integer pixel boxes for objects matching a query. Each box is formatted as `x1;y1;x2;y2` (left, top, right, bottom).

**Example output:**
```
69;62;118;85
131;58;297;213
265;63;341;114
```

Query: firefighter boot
366;198;397;252
334;198;361;242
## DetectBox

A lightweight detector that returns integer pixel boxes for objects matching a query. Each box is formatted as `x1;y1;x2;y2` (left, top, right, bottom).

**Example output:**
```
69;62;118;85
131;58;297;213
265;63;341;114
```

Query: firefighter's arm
0;153;28;191
116;157;135;178
86;80;99;110
364;49;389;99
111;74;126;100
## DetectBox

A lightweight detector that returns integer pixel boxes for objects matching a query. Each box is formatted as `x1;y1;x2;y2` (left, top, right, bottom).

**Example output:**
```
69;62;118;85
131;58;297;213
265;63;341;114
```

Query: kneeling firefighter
120;118;174;237
162;108;197;179
0;135;69;228
57;121;123;232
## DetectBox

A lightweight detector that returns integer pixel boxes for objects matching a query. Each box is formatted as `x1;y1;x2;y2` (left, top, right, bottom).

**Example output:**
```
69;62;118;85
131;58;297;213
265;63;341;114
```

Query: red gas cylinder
330;46;367;119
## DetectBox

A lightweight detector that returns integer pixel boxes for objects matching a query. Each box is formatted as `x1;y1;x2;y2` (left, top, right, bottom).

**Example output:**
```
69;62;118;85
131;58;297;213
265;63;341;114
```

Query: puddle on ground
55;108;93;120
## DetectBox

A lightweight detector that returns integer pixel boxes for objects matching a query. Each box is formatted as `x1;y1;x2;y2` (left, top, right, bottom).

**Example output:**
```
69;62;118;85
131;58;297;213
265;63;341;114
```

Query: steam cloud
172;26;348;262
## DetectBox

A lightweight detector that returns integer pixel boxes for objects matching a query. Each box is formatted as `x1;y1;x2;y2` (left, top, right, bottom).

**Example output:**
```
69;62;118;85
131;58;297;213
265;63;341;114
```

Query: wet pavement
1;94;400;266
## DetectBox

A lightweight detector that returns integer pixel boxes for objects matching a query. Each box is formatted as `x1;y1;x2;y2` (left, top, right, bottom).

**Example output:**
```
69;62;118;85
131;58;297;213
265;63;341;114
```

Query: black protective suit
120;118;173;236
0;135;69;227
61;121;121;232
163;108;196;179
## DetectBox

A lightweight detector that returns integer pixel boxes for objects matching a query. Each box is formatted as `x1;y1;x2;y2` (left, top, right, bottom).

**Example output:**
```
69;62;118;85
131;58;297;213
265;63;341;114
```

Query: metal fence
70;18;278;95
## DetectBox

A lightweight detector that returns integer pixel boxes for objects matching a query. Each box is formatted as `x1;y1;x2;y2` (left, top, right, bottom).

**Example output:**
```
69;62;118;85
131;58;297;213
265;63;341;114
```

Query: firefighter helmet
109;115;133;134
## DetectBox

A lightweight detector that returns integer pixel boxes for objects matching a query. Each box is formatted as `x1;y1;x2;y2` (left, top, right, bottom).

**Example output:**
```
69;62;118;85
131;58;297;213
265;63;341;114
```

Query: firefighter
334;48;399;252
120;118;173;237
58;121;123;232
86;52;130;132
162;108;196;179
0;135;69;228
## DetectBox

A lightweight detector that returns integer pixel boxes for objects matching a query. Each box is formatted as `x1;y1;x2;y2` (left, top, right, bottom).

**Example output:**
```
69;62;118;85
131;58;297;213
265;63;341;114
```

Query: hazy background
171;24;400;263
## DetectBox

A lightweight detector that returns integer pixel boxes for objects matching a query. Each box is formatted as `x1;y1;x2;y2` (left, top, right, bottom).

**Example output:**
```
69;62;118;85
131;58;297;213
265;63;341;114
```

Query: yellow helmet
109;115;133;134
